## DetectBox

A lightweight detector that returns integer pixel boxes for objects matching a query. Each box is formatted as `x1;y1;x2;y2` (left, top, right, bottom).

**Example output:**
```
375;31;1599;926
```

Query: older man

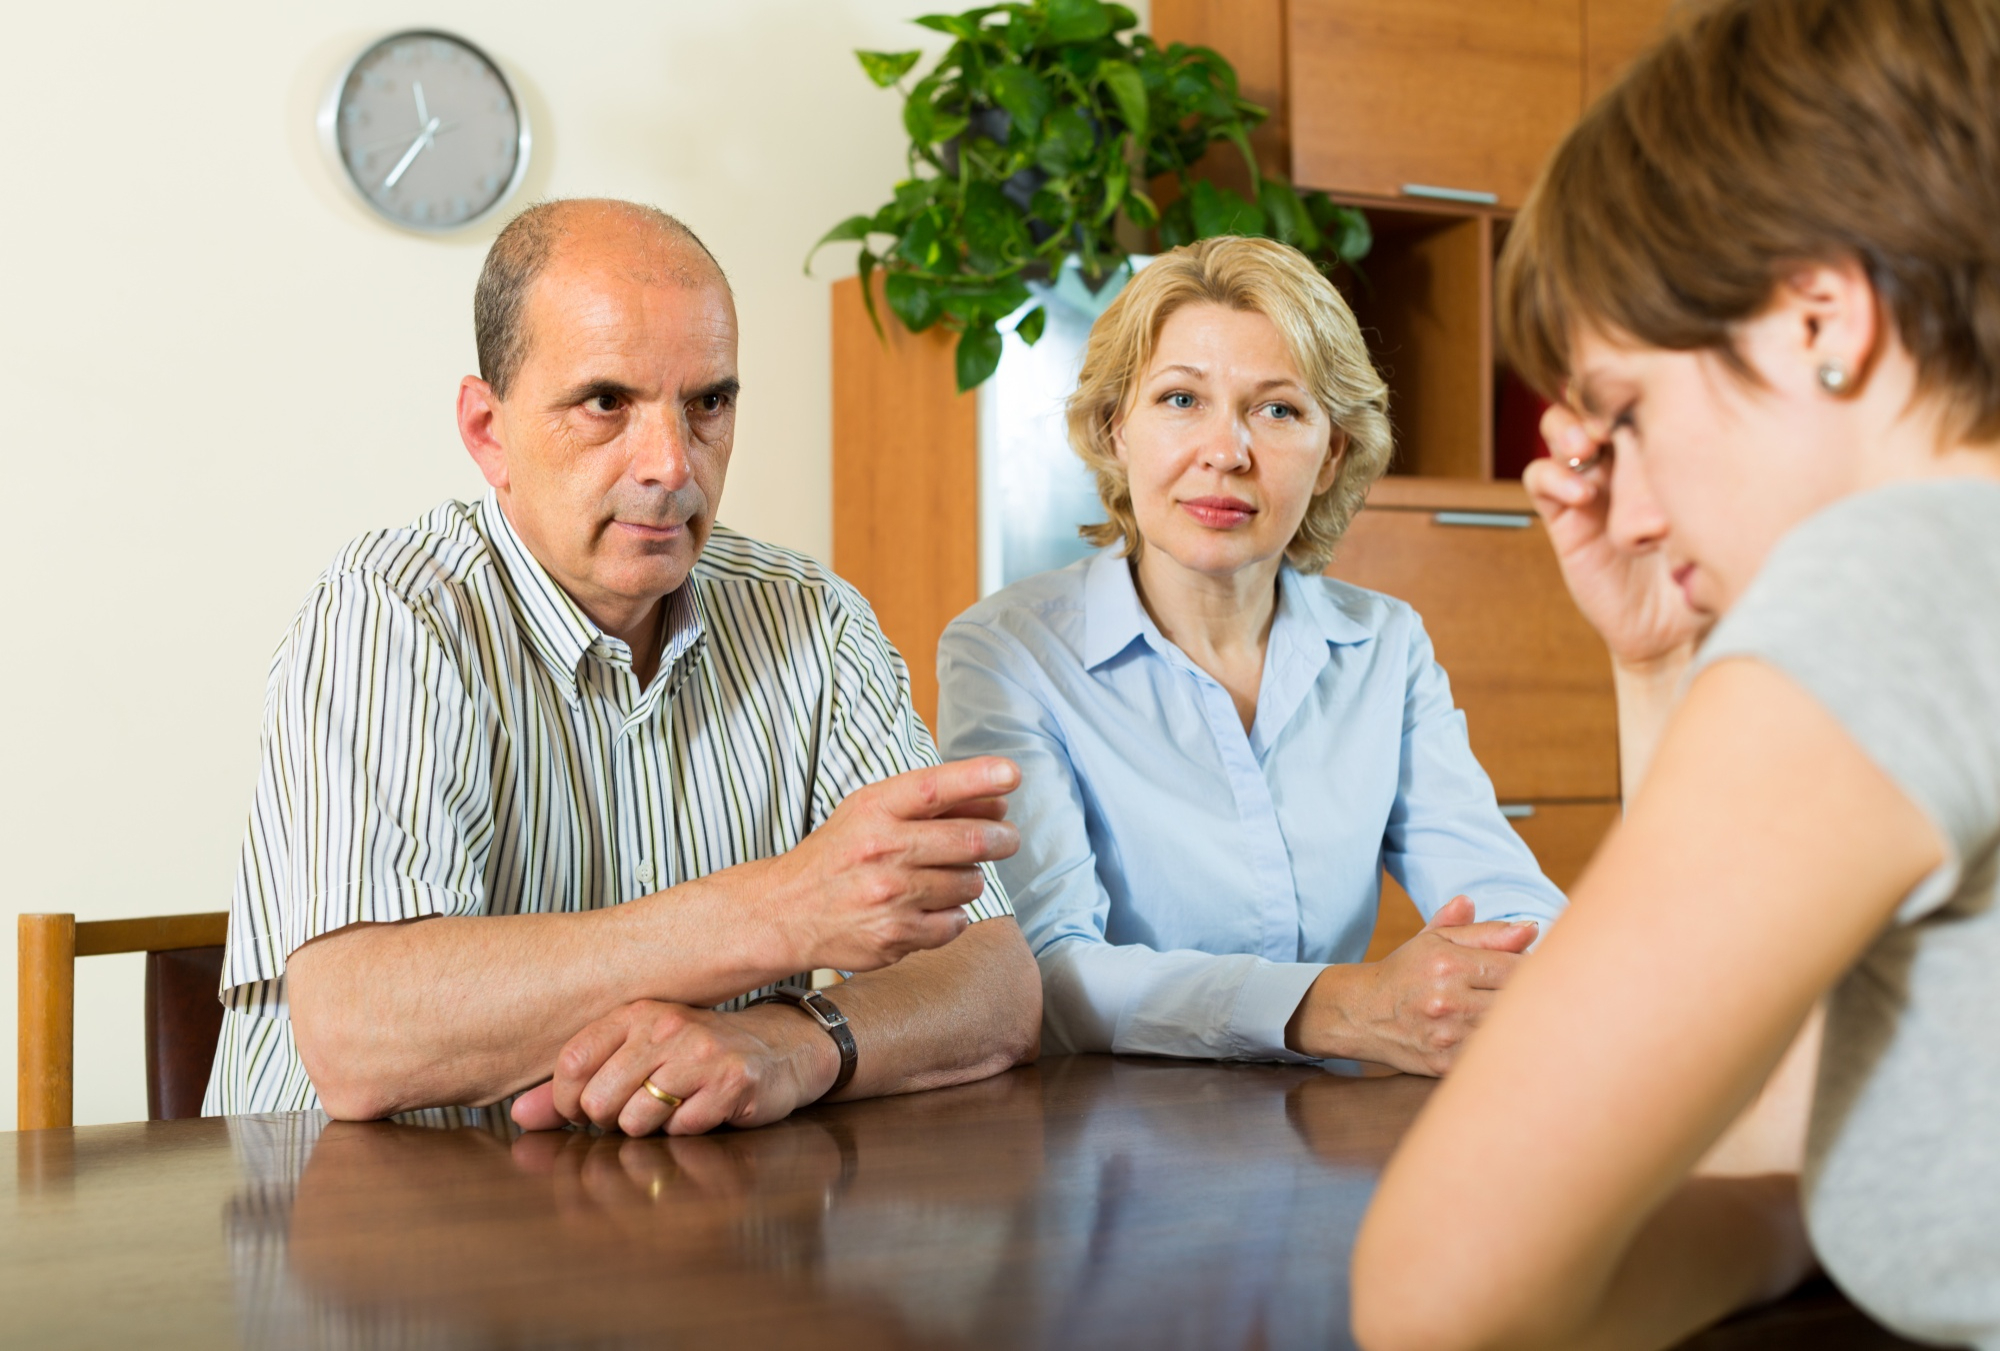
205;199;1040;1135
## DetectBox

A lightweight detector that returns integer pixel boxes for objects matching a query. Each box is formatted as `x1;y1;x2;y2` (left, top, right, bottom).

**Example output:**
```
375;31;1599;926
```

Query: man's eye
585;395;621;414
694;393;730;415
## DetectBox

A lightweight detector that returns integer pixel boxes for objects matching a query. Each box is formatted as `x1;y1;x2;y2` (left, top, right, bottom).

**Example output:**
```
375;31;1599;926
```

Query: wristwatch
748;984;857;1101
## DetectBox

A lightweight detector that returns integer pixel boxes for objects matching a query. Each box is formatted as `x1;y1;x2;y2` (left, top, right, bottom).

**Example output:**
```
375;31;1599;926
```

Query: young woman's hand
1524;404;1710;671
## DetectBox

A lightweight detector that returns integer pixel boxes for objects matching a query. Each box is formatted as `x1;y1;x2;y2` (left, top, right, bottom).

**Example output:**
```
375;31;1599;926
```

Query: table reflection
217;1057;1432;1350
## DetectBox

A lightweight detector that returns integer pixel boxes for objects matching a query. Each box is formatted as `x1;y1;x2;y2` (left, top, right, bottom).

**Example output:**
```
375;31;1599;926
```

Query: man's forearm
818;917;1042;1101
289;869;799;1118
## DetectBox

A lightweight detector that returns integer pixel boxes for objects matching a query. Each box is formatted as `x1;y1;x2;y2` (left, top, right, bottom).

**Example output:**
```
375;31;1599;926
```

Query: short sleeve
225;574;492;994
809;585;1011;922
1691;483;2000;922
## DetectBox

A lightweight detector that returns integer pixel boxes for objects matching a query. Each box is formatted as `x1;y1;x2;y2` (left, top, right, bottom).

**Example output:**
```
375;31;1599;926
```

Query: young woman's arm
1349;657;1943;1351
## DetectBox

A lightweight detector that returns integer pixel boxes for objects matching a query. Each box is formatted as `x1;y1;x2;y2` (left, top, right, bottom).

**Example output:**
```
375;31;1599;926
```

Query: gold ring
641;1079;682;1109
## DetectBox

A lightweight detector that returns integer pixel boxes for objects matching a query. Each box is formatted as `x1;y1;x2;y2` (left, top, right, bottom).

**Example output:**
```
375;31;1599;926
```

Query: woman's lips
1180;497;1257;529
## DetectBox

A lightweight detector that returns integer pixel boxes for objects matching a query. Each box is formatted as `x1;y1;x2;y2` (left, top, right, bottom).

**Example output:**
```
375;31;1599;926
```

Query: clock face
328;31;529;233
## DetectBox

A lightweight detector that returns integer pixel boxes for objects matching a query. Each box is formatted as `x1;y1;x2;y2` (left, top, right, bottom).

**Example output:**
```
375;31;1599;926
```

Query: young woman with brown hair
1353;0;2000;1346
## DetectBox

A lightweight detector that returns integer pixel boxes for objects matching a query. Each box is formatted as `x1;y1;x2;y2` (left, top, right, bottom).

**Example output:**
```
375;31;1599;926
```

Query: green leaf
804;214;875;275
1256;180;1318;253
1189;179;1266;238
914;12;982;38
1036;105;1097;174
1014;304;1048;347
1219;120;1262;196
988;65;1052;136
1122;186;1160;229
886;271;946;331
1095;152;1130;225
855;49;922;87
1098;61;1148;141
1105;3;1141;32
955;321;1005;391
856;249;885;341
1331;206;1372;263
1044;0;1113;44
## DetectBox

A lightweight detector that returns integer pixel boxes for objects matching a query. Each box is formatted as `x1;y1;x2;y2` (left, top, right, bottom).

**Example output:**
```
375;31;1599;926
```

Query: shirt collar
1082;549;1375;671
478;491;706;701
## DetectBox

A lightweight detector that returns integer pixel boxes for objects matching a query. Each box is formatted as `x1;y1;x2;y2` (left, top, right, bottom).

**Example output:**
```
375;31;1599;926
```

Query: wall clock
320;30;531;233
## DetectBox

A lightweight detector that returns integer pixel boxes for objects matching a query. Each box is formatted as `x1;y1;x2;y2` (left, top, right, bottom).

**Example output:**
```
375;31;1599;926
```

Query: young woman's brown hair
1502;0;2000;441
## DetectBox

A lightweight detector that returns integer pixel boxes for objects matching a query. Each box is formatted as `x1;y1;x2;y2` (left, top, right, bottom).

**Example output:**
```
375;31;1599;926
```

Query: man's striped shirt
205;492;1011;1114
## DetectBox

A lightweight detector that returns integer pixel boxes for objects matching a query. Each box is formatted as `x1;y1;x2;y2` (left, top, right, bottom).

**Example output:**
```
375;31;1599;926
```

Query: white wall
0;0;1119;1127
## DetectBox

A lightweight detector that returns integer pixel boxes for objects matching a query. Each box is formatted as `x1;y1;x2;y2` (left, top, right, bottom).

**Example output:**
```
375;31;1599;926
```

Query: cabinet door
1327;505;1618;801
1585;0;1680;105
1288;0;1581;207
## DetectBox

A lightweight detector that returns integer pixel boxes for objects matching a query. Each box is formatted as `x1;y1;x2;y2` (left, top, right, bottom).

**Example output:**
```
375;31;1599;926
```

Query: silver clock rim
316;28;534;237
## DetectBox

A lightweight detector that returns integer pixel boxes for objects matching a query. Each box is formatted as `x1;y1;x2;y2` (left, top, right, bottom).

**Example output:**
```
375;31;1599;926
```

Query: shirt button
635;861;655;886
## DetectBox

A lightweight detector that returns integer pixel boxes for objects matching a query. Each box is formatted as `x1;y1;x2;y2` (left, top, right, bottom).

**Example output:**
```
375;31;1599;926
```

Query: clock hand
381;115;442;190
414;80;429;127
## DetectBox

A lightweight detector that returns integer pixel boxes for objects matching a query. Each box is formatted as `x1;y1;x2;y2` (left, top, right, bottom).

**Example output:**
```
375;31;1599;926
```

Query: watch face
329;30;528;232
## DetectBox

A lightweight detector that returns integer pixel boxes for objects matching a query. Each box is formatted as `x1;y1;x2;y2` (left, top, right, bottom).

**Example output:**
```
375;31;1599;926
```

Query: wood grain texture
1288;0;1582;208
16;914;75;1131
1343;213;1493;478
73;912;227;957
1586;0;1681;106
1329;504;1620;800
831;276;980;730
0;1061;1924;1349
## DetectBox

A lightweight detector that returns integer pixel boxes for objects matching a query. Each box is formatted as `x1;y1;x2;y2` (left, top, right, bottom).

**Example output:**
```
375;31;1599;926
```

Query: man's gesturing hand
510;999;835;1137
743;755;1022;976
1286;896;1539;1075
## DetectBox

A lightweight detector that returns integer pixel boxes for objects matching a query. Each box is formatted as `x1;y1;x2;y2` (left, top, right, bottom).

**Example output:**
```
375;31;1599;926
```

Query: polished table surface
2;1056;1926;1350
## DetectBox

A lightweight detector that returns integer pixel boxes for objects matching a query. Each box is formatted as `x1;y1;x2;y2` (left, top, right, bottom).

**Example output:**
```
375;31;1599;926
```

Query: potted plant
808;0;1372;391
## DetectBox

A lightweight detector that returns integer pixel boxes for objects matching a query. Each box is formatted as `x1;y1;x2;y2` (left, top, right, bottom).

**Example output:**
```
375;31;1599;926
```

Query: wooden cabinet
1327;482;1618;801
1289;0;1583;209
1586;0;1682;105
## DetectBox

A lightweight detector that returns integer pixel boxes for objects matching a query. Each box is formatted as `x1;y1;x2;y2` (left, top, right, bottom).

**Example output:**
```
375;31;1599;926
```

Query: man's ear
457;376;510;491
1315;428;1348;496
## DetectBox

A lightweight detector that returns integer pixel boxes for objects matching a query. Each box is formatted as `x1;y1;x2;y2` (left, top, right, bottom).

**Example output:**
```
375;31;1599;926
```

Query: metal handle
1498;803;1537;820
1433;511;1533;529
1401;183;1500;206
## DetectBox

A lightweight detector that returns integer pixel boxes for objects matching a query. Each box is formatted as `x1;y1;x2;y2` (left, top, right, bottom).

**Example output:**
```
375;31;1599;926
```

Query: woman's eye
1164;391;1196;410
1263;402;1297;420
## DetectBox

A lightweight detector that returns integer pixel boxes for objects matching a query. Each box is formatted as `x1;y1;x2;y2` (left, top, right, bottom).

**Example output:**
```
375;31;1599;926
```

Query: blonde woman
1354;0;2000;1347
936;238;1564;1073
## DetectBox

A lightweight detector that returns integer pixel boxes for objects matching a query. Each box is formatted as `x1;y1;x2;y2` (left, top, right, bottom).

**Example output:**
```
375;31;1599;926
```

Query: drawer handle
1434;511;1534;529
1401;183;1500;206
1498;803;1537;820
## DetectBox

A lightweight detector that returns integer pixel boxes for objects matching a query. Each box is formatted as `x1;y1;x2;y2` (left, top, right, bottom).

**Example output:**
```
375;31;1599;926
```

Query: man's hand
510;1000;838;1136
733;756;1022;976
1286;896;1539;1075
1525;405;1710;670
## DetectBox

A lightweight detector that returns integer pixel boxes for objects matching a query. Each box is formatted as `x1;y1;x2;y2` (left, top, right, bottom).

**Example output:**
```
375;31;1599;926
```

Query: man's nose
627;408;694;490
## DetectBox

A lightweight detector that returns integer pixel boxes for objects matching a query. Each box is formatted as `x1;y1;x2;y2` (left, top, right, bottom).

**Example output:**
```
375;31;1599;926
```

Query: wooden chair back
17;912;229;1130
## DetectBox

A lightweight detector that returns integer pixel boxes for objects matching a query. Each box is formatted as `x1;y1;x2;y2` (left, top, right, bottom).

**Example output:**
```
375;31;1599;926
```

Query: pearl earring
1817;360;1854;395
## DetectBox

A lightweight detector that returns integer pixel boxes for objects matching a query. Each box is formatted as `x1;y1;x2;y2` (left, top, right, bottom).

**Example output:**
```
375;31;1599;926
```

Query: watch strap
748;984;857;1102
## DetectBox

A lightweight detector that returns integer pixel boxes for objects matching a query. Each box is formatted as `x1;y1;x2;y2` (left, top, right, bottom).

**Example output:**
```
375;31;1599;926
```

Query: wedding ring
641;1079;682;1109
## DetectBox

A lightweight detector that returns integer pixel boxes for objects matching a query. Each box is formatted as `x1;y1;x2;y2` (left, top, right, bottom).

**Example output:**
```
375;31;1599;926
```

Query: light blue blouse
936;551;1567;1062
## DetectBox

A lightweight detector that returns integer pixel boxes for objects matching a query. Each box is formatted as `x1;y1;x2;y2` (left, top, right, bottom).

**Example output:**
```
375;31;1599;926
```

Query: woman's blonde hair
1501;0;2000;442
1066;236;1393;574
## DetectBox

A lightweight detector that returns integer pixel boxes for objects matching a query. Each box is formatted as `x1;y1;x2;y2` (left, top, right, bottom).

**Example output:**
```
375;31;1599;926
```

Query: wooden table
1;1056;1926;1350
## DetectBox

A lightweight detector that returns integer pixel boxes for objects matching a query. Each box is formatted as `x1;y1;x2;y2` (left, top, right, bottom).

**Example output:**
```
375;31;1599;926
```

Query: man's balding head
474;199;729;401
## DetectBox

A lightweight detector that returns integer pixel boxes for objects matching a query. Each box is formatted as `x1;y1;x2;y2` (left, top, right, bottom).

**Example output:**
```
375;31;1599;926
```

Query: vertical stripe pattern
206;493;1009;1114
